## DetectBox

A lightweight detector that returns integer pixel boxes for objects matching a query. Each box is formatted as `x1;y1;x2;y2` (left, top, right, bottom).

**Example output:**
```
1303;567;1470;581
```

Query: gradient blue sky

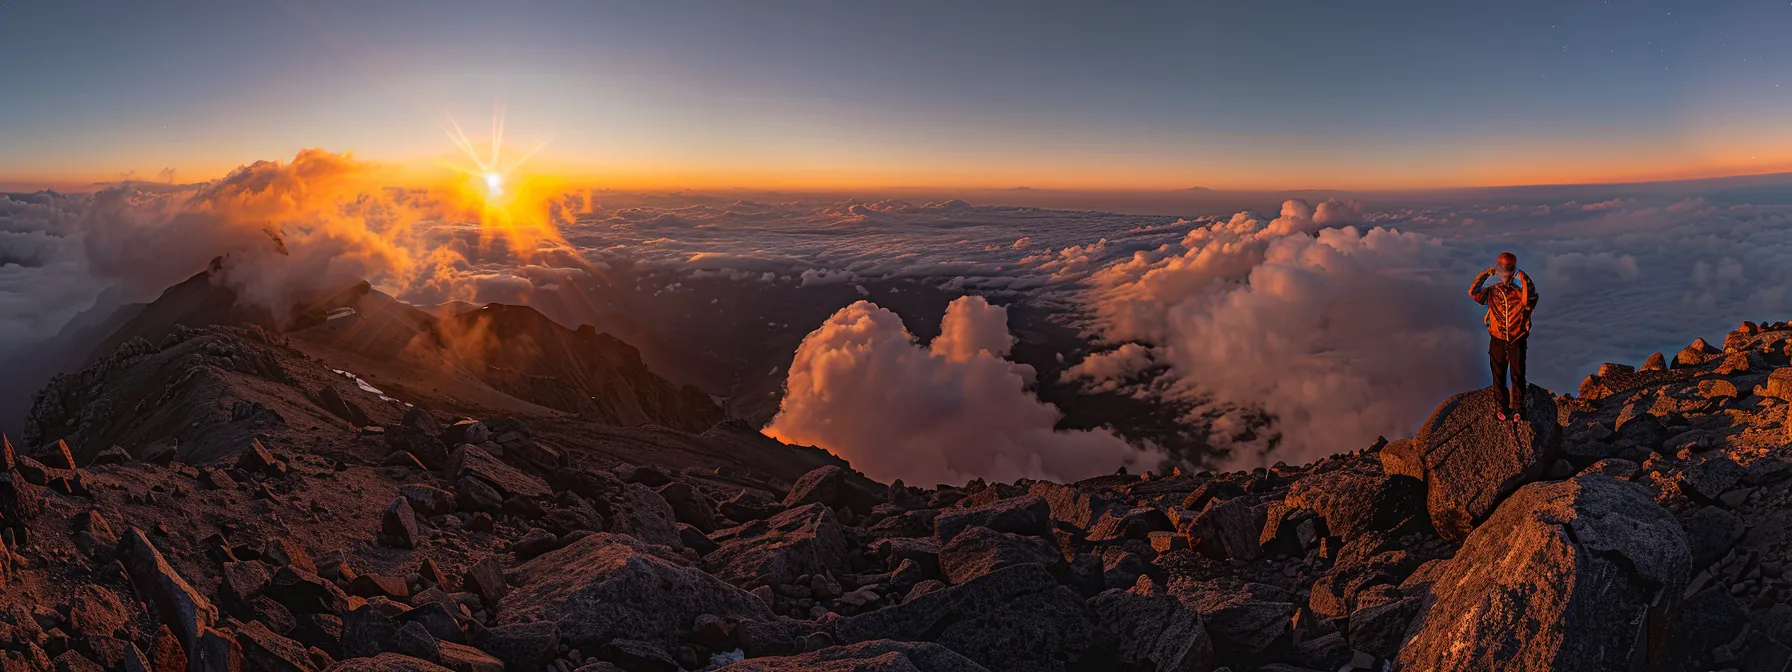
3;0;1791;189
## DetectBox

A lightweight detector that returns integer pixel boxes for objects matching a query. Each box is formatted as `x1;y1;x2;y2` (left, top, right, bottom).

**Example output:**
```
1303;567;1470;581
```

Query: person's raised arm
1469;267;1494;304
1519;270;1539;311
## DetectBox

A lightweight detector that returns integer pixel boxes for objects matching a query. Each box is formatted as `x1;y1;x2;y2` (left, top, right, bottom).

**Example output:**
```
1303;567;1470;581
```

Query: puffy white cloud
765;297;1159;486
1082;208;1481;467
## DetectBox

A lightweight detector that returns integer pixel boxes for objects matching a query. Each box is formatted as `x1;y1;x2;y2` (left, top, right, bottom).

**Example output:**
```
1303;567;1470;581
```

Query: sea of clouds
5;159;1791;482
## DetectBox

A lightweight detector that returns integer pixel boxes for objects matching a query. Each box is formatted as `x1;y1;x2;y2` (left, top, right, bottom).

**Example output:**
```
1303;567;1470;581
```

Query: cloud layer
765;296;1159;486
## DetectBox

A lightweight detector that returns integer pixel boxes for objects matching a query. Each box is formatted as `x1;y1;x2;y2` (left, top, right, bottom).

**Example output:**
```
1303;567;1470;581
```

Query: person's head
1496;252;1517;282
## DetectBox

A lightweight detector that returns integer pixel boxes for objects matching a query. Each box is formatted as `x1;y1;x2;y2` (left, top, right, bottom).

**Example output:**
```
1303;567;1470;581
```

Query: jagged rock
461;558;505;608
615;463;673;487
1679;455;1745;503
1279;466;1423;540
1087;580;1212;672
782;465;882;515
1398;384;1561;540
707;503;851;588
71;509;119;558
443;420;490;446
1698;378;1740;401
445;445;547;500
398;485;456;517
121;529;218;649
450;478;502;514
655;482;717;532
0;472;45;533
193;626;245;672
1396;474;1689;670
606;483;680;548
719;489;782;523
1676;338;1721;367
1185;496;1264;561
934;495;1052;544
1686;505;1744;570
92;446;133;465
715;640;989;671
220;561;273;608
389;621;442;665
435;643;502;672
236;620;315;672
265;566;352;615
52;652;102;672
938;526;1061;584
147;625;186;672
508;528;558;561
236;439;287;477
67;585;128;638
497;533;772;652
1170;580;1294;654
597;639;676;672
1084;507;1173;543
1657;587;1748;672
1584;458;1640;480
349;574;410;601
1027;482;1114;530
382;498;420;549
1764;368;1792;401
322;653;451;672
1641;351;1668;371
837;564;1094;672
1347;596;1421;659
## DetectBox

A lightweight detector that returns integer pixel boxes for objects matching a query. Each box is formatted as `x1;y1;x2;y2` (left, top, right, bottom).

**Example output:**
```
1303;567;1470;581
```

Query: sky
4;0;1792;190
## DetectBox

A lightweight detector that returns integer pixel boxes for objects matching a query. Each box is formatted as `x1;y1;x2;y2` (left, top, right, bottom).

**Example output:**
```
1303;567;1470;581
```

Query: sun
434;108;567;256
438;107;544;210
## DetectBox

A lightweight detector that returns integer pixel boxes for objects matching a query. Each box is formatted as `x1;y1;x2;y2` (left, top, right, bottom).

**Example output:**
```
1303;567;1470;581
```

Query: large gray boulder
1278;465;1423;540
938;526;1061;585
614;483;683;548
1385;384;1561;540
1170;580;1295;654
497;533;772;652
933;495;1052;544
1088;580;1212;672
837;564;1094;672
716;640;988;672
1396;474;1690;671
706;503;851;588
121;529;218;651
445;444;548;499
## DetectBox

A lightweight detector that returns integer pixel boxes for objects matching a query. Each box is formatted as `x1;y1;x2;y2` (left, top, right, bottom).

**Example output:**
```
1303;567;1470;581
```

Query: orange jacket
1470;269;1539;340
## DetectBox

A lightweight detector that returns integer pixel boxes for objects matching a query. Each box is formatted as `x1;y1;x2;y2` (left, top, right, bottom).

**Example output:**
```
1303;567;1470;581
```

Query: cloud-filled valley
5;164;1792;477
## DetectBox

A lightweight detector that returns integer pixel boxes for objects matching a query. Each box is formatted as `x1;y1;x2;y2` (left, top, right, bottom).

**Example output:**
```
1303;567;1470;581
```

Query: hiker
1469;252;1539;421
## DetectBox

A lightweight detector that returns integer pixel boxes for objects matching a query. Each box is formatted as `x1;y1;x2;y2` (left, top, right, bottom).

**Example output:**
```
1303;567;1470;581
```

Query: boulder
1685;506;1744;570
782;465;883;515
235;620;314;672
706;503;851;588
1396;474;1690;671
472;622;556;671
435;643;502;672
382;498;420;549
1087;580;1212;672
67;585;129;638
398;485;457;517
1765;367;1792;401
1026;482;1114;530
1184;497;1264;561
933;496;1052;544
715;640;989;672
613;483;683;549
1083;507;1173;543
1169;580;1295;654
497;533;772;652
450;478;502;514
1675;338;1720;368
1678;456;1745;503
444;445;548;499
121;529;218;650
655;482;716;533
322;653;452;672
1278;466;1423;540
836;564;1094;672
938;526;1061;585
1641;351;1668;371
1402;384;1561;540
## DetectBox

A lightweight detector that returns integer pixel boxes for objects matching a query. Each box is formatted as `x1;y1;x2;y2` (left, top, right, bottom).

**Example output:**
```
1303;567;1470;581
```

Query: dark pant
1490;335;1528;412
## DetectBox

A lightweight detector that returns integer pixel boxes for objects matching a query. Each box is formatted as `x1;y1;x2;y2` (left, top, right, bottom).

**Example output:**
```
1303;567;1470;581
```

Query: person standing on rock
1469;252;1539;421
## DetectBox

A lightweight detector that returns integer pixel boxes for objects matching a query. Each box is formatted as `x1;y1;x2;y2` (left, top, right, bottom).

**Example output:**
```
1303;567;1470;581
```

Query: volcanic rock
716;640;989;672
1392;384;1561;540
836;564;1093;672
121;529;218;649
706;503;851;588
1396;474;1689;670
938;526;1061;585
497;533;772;652
1087;579;1212;672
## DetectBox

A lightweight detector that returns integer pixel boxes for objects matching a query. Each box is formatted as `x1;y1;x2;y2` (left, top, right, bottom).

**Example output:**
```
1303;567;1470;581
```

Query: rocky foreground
0;318;1790;672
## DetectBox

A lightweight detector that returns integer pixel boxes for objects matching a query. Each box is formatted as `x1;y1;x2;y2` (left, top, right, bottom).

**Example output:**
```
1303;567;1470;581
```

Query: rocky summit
3;266;1792;672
